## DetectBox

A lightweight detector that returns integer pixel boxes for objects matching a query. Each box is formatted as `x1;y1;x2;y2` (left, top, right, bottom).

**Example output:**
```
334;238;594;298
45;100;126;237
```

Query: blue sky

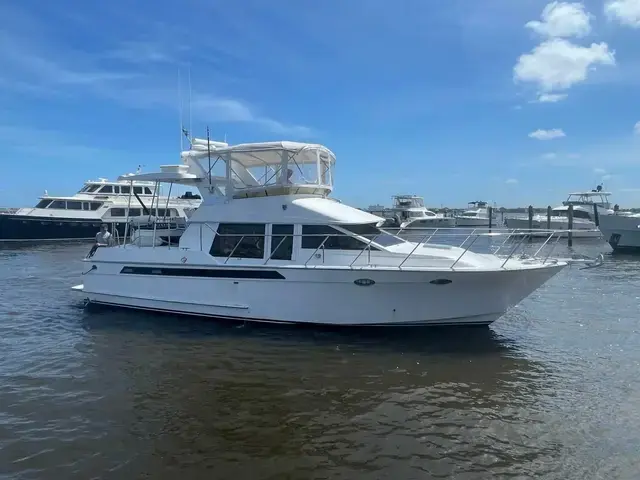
1;0;640;209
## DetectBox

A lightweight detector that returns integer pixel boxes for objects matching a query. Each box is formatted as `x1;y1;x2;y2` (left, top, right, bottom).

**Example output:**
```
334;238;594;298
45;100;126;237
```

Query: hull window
210;223;266;259
271;224;294;260
110;208;126;217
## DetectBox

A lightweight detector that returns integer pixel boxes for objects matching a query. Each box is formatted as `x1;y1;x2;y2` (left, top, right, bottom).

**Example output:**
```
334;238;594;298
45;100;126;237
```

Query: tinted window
341;224;403;247
66;201;82;210
99;185;113;193
110;208;126;217
49;200;66;209
144;187;153;195
133;187;143;195
90;202;102;210
86;185;99;192
301;225;368;250
120;185;131;194
156;209;166;217
574;210;591;220
35;200;51;208
129;208;141;216
271;224;294;260
210;224;265;259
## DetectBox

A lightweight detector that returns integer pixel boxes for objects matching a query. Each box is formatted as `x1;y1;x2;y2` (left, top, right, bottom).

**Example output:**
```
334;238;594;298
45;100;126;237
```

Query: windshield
339;223;407;247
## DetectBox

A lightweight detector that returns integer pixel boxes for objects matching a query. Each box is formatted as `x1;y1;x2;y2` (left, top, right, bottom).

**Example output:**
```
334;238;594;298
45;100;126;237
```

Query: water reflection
68;309;552;478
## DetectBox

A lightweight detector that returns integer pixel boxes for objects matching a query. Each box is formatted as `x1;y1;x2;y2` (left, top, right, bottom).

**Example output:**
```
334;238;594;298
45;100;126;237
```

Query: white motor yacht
72;138;574;327
0;172;201;242
598;208;640;253
369;195;456;229
504;188;613;238
455;201;497;227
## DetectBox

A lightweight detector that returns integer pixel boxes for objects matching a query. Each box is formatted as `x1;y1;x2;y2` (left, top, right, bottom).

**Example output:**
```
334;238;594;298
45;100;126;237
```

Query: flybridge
120;138;337;201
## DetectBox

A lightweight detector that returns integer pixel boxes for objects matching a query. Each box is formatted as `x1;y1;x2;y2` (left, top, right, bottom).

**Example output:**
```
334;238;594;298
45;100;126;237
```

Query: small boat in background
368;195;456;229
0;171;201;242
598;206;640;253
454;201;497;227
504;187;613;238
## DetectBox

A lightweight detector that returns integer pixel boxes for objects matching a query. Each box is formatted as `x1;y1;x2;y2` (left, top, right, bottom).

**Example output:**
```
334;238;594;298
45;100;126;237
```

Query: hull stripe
120;266;286;280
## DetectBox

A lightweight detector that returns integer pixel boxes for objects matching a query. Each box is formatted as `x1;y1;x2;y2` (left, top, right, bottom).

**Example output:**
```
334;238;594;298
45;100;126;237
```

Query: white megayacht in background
73;137;572;327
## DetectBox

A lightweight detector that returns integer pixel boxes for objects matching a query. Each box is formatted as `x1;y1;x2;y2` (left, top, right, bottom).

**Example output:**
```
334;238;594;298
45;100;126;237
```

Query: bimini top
181;140;335;167
116;139;338;201
180;139;338;200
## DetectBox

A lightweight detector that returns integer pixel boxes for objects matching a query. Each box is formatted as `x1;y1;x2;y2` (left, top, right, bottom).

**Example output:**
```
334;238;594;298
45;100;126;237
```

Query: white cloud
605;0;640;27
529;128;566;140
0;124;119;161
537;92;568;102
526;2;593;38
107;40;176;63
594;167;607;175
634;121;640;135
541;152;558;159
505;178;519;185
192;96;313;136
514;39;615;93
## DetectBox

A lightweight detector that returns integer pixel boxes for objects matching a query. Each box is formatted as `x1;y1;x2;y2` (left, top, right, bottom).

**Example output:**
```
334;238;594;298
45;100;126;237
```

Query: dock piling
568;204;573;247
593;203;600;227
528;205;534;242
546;206;552;230
488;206;493;230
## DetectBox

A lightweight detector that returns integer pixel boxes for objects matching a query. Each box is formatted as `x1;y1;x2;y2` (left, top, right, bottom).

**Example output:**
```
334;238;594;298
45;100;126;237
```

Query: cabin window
144;187;153;195
110;208;126;217
133;187;143;195
49;200;66;209
301;225;371;250
154;208;178;217
35;200;51;208
129;208;141;217
210;223;265;259
99;185;113;194
120;185;131;194
270;224;294;260
66;201;82;210
86;185;99;193
90;202;102;210
573;210;591;220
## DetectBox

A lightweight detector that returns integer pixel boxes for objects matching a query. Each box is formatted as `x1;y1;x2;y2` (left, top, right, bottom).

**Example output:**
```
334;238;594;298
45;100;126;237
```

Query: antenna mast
188;65;193;144
207;125;212;190
178;69;184;151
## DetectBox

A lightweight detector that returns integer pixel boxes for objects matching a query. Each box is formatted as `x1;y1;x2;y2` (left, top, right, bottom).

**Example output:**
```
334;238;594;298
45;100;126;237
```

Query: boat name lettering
354;278;375;286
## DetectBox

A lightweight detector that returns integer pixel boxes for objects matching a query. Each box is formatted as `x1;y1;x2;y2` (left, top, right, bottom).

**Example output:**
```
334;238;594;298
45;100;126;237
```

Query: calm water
1;240;640;479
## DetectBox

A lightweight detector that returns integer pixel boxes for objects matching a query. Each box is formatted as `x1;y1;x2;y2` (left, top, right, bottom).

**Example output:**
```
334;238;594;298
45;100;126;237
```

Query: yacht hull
0;214;125;242
75;255;564;326
504;217;602;238
402;217;456;229
454;217;497;227
598;214;640;253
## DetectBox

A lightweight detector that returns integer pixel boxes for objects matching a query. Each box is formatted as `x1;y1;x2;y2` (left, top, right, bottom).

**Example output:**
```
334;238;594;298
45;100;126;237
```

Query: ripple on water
1;242;640;479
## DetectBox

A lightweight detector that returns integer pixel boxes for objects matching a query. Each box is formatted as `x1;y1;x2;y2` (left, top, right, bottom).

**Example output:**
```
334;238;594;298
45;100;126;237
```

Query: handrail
224;235;245;264
398;233;430;269
121;225;597;270
451;234;480;270
349;233;380;267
